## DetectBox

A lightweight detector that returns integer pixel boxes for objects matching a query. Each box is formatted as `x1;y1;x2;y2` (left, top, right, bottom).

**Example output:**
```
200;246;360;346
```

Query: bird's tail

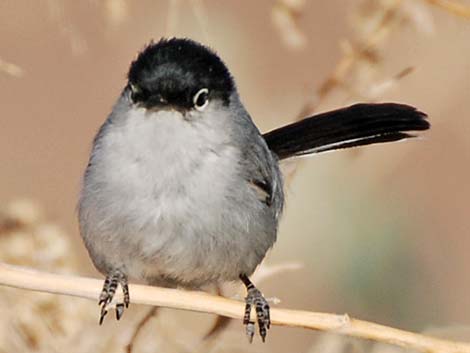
263;103;430;160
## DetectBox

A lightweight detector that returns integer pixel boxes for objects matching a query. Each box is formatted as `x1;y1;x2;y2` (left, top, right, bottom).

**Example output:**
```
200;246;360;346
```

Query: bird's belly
80;111;277;288
112;185;273;288
82;148;275;288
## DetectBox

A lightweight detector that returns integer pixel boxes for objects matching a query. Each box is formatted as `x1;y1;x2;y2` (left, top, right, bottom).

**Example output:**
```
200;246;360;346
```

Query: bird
78;37;430;342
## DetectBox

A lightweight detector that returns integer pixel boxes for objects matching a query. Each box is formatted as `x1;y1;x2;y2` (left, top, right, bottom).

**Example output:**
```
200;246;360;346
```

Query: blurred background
1;0;470;352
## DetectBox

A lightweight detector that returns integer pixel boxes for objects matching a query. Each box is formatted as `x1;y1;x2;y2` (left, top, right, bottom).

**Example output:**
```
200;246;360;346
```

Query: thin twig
308;0;403;116
283;0;404;183
126;307;159;353
1;263;469;353
203;285;231;340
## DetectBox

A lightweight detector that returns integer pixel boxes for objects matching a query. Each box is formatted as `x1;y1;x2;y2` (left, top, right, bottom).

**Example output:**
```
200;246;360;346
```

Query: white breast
80;101;262;286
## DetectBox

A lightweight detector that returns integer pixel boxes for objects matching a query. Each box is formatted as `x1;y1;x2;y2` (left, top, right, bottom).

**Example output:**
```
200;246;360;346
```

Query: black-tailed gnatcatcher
78;38;430;342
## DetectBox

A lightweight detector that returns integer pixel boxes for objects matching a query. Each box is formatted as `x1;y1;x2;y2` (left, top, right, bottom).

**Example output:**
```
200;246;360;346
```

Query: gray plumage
79;88;283;289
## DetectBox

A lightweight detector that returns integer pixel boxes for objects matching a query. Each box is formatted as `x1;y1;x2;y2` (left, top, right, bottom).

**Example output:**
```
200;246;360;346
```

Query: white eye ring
129;83;139;94
193;88;209;111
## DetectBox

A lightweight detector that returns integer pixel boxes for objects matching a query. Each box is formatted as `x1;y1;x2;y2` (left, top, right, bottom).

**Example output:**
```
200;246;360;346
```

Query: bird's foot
240;274;271;343
98;269;129;324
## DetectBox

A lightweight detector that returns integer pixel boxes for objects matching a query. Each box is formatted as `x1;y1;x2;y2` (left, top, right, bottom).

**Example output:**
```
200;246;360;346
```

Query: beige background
1;1;470;351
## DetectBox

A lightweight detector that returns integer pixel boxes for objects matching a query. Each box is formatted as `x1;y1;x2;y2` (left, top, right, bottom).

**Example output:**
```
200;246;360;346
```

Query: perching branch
0;263;469;353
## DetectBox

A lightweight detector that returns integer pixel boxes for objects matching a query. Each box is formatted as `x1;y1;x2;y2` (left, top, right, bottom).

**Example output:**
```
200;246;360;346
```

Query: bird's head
127;38;235;114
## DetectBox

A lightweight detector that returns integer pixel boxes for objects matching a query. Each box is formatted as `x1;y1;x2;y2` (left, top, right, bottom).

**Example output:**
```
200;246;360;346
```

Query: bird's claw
241;275;271;343
98;269;129;324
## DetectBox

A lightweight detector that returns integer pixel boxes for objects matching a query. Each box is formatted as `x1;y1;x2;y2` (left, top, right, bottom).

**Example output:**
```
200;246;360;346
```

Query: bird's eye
193;88;209;111
129;83;147;103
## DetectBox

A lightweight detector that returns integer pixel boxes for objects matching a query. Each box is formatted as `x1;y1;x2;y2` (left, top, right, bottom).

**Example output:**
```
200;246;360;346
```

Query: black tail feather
263;103;430;160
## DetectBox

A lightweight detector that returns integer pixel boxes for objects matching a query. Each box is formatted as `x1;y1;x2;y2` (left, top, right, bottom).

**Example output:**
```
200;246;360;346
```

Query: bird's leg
239;274;271;343
98;269;130;324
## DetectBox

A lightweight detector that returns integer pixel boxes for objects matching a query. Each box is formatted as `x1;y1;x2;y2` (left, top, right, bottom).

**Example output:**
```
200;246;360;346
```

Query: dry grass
0;200;91;353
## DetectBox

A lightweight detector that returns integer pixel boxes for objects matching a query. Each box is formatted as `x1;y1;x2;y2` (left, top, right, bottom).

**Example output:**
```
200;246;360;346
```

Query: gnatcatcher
78;38;429;342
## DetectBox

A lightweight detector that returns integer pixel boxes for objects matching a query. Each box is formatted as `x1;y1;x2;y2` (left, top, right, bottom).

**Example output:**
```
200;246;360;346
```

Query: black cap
128;38;235;110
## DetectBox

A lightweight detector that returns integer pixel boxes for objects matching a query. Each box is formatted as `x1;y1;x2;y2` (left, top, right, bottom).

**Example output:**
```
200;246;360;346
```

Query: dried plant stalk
425;0;470;19
1;263;470;353
126;307;159;353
